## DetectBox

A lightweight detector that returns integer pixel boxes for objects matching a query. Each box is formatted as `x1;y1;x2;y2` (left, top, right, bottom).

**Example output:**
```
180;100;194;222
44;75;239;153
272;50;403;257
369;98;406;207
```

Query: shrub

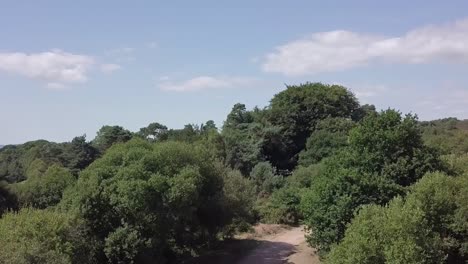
220;168;257;236
249;161;284;196
326;172;468;264
0;208;93;264
257;186;302;225
301;110;445;254
60;139;236;263
14;165;75;209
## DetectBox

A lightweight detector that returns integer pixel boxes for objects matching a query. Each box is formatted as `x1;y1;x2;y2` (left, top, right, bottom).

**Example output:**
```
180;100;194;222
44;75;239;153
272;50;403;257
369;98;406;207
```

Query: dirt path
188;225;320;264
237;226;320;264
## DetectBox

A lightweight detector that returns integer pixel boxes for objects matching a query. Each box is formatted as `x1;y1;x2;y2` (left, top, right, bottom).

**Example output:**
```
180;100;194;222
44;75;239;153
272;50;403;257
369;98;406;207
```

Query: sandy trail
237;226;320;264
187;225;320;264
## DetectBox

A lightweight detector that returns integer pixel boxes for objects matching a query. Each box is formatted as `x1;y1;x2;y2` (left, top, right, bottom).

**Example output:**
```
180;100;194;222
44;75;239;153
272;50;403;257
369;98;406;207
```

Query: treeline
0;83;467;263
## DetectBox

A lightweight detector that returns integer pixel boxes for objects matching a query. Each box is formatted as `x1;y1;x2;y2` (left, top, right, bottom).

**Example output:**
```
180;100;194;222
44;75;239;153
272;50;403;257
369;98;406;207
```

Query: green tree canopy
266;82;359;170
92;125;133;153
301;109;445;254
60;139;232;263
326;172;468;264
14;165;75;209
0;208;93;264
298;117;355;166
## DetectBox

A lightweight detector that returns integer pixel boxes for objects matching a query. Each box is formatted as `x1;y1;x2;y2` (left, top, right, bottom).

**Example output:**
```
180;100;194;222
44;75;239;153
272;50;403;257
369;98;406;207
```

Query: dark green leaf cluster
58;139;238;263
301;110;445;253
326;172;468;264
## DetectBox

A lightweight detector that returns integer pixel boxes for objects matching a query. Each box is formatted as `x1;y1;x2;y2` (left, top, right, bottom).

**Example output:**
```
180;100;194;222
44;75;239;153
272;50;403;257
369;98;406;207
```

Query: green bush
442;153;468;176
287;163;325;189
0;208;93;264
14;165;75;209
327;172;468;264
257;186;302;225
59;139;237;263
249;162;284;196
220;168;257;236
301;110;445;254
298;117;355;166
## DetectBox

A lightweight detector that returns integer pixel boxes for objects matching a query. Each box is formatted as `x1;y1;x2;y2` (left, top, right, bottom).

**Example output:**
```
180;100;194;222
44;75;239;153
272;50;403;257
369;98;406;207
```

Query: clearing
188;224;320;264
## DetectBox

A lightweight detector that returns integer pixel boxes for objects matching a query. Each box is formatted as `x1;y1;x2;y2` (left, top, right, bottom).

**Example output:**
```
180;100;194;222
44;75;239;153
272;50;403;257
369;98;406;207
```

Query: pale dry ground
188;224;320;264
237;225;320;264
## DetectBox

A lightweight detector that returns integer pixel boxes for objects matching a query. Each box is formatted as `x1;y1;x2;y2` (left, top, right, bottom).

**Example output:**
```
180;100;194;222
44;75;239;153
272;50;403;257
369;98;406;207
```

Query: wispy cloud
0;50;94;87
159;76;255;92
262;18;468;75
0;50;121;89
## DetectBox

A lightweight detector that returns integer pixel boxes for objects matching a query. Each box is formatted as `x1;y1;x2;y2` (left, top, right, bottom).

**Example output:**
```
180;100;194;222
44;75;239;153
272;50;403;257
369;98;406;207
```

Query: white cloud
100;63;122;73
159;76;254;92
0;50;95;84
0;50;123;88
262;18;468;75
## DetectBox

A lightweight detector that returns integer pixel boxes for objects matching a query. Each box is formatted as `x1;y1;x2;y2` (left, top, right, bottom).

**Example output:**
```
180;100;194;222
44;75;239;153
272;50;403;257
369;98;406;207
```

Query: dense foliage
0;208;92;264
326;172;468;264
301;110;444;253
59;139;234;263
0;82;467;263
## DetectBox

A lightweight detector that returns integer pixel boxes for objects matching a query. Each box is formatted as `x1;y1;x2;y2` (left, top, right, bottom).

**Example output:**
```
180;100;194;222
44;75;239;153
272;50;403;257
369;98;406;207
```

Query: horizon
2;0;468;144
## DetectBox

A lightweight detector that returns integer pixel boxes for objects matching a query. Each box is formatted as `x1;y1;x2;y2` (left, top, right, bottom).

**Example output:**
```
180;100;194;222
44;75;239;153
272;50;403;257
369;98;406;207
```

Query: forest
0;82;467;264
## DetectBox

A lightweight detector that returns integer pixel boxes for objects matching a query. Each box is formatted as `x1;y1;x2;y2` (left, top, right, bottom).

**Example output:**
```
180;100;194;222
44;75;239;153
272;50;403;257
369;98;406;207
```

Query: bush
326;172;468;264
256;186;302;225
14;165;75;209
220;168;257;236
287;163;325;189
0;181;17;216
298;117;355;166
249;162;284;196
0;208;93;264
301;110;445;254
59;139;237;263
442;153;468;176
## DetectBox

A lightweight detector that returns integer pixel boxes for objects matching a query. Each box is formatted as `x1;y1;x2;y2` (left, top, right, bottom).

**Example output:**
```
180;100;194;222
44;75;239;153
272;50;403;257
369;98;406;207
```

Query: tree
222;104;264;175
14;165;75;209
298;117;355;166
265;83;359;170
61;135;98;173
202;120;218;132
249;161;284;196
220;168;257;236
60;139;234;263
0;140;53;183
327;172;468;264
92;125;133;153
301;110;445;254
137;122;168;141
0;180;17;216
351;103;377;121
0;208;94;264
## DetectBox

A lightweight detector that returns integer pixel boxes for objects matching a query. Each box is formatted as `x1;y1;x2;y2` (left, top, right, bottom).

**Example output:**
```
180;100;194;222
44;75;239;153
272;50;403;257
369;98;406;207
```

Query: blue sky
1;0;468;144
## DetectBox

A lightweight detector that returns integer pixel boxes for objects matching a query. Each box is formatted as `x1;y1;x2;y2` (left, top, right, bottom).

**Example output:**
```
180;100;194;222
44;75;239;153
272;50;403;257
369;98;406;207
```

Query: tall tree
137;122;168;141
92;126;133;153
222;104;264;175
301;110;445;254
266;82;359;170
